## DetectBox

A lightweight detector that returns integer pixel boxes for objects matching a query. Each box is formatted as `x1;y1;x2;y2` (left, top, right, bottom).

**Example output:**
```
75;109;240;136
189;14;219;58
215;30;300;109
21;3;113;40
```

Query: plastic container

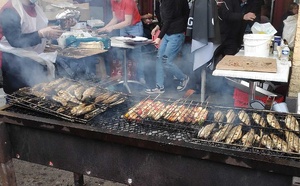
281;45;290;61
243;34;272;57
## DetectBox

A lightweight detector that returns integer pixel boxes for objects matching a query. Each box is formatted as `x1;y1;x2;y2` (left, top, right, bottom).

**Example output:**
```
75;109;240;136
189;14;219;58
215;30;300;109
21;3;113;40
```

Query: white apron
0;0;56;80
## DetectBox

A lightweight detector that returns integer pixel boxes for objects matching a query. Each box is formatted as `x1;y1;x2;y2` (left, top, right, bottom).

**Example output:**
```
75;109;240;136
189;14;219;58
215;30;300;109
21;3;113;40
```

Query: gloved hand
38;26;64;39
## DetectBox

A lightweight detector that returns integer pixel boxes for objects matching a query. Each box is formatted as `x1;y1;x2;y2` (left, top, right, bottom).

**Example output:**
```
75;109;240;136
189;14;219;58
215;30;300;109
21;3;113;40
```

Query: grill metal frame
0;101;300;185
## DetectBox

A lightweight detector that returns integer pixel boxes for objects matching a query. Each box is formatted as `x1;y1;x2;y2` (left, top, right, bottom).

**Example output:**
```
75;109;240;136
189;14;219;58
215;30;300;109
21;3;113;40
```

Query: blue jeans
156;33;185;88
120;21;145;80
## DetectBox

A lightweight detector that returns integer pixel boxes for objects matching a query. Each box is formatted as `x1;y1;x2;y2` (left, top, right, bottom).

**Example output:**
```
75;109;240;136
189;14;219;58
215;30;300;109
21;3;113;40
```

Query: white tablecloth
212;50;291;83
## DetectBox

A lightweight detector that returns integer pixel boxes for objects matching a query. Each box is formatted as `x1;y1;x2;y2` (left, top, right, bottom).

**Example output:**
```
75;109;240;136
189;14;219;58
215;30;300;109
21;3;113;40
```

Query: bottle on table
281;45;290;61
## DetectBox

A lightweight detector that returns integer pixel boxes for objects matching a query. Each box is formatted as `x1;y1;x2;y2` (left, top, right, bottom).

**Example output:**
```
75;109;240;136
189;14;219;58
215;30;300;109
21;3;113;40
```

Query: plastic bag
251;22;277;35
282;15;298;48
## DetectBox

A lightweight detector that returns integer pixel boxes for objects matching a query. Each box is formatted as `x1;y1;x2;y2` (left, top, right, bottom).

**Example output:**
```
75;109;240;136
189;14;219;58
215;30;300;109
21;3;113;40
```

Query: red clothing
111;0;141;25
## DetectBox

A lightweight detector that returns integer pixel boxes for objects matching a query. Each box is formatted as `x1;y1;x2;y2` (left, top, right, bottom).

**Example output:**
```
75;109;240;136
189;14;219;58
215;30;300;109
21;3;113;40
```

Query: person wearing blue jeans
145;0;190;94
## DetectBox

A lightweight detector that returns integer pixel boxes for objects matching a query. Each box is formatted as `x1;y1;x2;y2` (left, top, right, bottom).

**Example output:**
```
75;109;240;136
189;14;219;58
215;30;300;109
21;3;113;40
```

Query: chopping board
216;55;277;73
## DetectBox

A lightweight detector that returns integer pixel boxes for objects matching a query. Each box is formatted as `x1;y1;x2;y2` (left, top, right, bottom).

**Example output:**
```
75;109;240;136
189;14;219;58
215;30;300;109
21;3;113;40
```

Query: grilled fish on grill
31;82;48;92
52;95;68;106
225;124;243;144
65;84;81;94
285;115;300;132
212;123;234;142
238;110;250;125
266;113;281;130
255;134;273;149
252;113;267;127
71;104;95;116
47;77;67;88
241;129;255;147
55;81;72;92
214;111;225;123
94;92;112;103
74;86;86;100
285;131;300;153
81;87;97;101
57;90;81;105
270;134;290;152
198;123;216;139
102;93;121;104
226;109;236;123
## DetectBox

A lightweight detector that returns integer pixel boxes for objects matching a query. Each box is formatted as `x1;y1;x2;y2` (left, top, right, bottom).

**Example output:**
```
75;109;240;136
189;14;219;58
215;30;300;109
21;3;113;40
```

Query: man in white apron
0;0;63;94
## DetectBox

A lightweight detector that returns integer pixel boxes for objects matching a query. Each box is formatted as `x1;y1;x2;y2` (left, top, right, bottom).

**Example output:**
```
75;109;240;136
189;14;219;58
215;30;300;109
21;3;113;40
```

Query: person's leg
155;36;168;88
162;33;186;81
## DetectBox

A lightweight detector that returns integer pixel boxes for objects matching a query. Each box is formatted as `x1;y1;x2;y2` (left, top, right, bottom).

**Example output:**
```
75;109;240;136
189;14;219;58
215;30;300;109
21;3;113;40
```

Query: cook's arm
0;8;42;48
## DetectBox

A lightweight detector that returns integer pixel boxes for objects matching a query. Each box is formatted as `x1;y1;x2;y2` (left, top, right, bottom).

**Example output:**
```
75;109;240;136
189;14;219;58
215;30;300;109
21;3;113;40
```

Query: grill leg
0;123;17;186
73;172;84;186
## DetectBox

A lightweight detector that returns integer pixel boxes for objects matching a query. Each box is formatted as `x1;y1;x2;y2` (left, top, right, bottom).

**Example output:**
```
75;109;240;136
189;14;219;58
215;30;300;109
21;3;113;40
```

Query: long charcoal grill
0;95;300;186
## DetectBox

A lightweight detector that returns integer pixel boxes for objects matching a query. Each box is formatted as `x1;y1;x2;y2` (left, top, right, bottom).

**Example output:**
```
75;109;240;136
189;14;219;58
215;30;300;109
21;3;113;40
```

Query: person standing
216;0;257;56
98;0;145;83
0;0;63;94
145;0;190;94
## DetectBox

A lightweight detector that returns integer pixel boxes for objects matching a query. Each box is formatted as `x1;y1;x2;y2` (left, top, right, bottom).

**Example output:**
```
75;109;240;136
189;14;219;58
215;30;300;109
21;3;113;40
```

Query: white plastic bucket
243;34;272;57
272;102;289;113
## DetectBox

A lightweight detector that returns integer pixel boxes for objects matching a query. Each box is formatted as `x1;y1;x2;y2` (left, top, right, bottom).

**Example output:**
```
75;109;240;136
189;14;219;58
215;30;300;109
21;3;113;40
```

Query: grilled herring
198;123;216;139
242;129;255;147
252;113;267;127
266;113;281;130
285;115;300;132
238;110;250;125
225;124;243;144
81;87;97;101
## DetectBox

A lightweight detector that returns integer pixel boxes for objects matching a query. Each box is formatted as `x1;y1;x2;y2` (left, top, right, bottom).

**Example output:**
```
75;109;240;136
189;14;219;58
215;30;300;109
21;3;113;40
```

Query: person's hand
151;25;160;36
38;26;64;39
143;13;153;19
243;12;256;21
153;38;161;46
97;26;114;34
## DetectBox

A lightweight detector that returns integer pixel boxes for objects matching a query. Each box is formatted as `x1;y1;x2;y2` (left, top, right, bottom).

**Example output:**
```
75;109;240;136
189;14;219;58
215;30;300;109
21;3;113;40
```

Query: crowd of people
0;0;298;96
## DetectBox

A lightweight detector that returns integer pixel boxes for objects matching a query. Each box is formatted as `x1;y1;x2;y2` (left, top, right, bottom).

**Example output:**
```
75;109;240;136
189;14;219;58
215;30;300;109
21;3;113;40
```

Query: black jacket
158;0;189;39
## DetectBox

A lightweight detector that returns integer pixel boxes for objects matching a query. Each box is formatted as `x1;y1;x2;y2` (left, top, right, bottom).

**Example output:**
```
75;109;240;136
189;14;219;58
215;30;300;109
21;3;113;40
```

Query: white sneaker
177;75;189;91
145;85;165;94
